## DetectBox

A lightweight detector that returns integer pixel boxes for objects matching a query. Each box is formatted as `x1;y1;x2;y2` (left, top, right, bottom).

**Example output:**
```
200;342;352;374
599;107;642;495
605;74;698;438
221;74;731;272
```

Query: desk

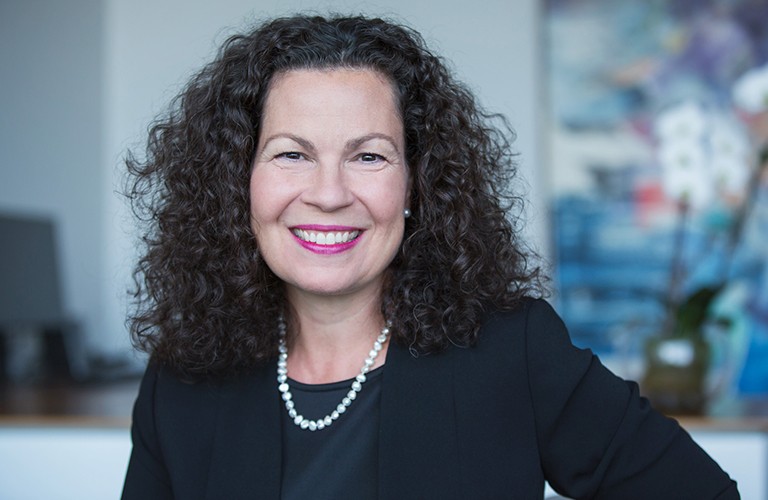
0;378;139;426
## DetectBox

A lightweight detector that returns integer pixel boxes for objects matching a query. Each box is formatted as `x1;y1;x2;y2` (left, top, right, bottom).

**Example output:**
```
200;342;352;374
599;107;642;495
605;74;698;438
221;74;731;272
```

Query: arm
122;363;174;500
526;300;739;499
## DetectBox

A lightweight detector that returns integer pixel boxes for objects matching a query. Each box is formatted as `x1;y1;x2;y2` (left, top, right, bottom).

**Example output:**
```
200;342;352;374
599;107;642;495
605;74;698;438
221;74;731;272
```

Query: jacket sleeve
121;362;174;499
526;299;739;499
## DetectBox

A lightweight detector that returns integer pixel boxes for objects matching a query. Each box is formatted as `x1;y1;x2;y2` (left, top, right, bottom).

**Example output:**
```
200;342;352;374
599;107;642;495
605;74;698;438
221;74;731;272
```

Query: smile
291;228;361;246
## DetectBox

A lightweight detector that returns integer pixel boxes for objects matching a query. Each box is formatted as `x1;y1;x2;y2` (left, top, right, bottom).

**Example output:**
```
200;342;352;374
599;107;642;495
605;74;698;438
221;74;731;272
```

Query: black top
280;367;383;499
122;299;739;499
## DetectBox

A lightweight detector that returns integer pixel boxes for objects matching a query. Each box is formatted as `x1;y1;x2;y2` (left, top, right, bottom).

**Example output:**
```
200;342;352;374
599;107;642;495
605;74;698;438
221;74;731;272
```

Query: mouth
291;228;362;246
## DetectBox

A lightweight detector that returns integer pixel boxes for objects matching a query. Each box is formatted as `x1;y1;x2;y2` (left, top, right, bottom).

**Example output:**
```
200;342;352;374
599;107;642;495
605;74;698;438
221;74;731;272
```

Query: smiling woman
250;69;410;307
122;13;739;500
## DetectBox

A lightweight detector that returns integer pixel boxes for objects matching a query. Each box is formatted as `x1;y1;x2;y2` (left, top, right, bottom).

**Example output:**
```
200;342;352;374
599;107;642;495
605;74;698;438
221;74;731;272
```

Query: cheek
248;174;278;235
365;184;409;231
248;178;263;223
249;170;283;218
249;197;280;254
382;175;410;219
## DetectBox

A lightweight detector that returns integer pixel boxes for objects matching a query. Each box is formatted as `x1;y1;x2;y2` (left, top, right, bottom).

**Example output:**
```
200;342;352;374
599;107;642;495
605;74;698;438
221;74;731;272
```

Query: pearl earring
403;208;411;219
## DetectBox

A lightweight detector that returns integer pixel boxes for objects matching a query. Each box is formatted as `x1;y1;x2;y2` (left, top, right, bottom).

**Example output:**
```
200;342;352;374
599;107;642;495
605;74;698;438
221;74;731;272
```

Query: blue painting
544;0;768;395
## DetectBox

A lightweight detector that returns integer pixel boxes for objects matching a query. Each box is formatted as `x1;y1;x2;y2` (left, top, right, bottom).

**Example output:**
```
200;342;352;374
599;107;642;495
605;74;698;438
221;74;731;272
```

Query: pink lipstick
290;225;363;255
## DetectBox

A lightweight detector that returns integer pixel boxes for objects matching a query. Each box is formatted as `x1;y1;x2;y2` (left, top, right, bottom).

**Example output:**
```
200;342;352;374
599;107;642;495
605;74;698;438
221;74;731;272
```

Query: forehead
263;67;400;113
257;68;405;148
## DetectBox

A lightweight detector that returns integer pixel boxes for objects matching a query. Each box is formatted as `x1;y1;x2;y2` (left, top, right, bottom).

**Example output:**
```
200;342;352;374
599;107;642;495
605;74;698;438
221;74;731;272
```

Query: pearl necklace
277;316;390;431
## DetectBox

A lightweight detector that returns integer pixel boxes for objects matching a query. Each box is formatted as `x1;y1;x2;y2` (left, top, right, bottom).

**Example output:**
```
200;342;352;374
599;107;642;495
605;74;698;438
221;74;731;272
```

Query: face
250;68;410;301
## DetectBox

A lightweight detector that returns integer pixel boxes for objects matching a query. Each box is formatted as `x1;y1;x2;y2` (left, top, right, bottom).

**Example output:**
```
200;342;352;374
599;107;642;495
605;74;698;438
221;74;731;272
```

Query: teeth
293;229;360;245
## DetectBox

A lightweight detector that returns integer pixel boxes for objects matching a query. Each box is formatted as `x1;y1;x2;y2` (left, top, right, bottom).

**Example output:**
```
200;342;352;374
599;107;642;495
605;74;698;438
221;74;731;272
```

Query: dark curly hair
127;13;547;378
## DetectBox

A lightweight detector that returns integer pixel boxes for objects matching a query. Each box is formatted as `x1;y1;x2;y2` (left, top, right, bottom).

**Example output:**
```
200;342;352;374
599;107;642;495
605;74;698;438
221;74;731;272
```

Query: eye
270;150;314;171
276;151;305;161
357;153;386;163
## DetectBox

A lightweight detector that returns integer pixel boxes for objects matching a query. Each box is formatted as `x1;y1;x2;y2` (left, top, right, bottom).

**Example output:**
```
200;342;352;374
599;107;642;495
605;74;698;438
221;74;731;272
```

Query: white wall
0;0;105;352
2;0;544;356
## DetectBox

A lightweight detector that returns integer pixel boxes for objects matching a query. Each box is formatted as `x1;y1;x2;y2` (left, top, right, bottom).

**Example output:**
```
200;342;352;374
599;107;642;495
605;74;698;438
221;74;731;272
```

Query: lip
290;225;364;255
293;224;361;232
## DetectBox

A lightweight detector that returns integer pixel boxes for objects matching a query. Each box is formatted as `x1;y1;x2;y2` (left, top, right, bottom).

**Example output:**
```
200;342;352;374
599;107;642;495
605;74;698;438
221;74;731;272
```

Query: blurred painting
544;0;768;395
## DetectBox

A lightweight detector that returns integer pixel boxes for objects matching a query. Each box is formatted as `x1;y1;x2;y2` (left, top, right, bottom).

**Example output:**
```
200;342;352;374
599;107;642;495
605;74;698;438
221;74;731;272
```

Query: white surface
0;427;131;500
691;431;768;500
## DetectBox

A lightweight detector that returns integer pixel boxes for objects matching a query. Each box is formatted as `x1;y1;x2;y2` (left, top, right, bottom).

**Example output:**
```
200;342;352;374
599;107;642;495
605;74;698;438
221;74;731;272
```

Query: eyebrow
260;133;402;155
345;133;401;155
260;134;316;152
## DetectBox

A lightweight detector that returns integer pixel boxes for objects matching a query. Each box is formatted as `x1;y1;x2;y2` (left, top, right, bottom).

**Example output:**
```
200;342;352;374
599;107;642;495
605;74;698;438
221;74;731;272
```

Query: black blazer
122;299;739;499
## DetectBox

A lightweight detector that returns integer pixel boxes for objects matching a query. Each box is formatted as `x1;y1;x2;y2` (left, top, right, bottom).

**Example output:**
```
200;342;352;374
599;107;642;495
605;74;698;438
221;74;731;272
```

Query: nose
300;161;355;212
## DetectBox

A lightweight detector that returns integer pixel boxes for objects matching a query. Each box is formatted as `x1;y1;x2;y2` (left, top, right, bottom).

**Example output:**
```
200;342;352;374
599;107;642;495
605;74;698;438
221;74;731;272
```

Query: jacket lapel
205;362;283;499
378;342;462;500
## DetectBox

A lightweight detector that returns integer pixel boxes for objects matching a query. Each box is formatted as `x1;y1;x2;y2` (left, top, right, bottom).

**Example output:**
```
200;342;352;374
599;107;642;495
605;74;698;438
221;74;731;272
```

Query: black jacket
122;299;739;499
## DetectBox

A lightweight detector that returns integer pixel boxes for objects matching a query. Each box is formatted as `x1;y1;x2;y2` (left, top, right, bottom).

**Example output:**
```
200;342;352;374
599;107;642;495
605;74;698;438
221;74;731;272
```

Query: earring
403;208;411;219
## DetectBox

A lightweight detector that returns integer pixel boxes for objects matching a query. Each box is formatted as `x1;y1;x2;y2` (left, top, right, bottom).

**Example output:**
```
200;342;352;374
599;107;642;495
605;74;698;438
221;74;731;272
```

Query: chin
288;279;351;295
286;276;377;299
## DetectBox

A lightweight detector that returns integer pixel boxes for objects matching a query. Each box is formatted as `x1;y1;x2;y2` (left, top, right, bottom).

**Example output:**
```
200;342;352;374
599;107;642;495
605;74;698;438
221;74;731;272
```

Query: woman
122;14;739;499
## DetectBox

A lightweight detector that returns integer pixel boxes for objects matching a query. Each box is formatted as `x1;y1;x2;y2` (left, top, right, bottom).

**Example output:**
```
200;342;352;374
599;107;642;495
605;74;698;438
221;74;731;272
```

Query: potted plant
641;65;768;415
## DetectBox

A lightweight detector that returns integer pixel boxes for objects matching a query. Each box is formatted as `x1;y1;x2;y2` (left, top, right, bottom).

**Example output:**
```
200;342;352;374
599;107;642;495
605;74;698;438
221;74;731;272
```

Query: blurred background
1;0;766;498
544;0;768;404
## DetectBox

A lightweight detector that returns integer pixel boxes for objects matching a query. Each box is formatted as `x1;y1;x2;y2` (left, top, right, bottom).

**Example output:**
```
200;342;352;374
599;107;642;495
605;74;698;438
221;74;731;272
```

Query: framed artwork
543;0;768;394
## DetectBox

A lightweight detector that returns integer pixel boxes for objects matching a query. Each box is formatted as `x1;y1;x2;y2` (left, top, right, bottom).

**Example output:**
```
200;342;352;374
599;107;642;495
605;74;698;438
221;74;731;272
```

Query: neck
283;286;389;384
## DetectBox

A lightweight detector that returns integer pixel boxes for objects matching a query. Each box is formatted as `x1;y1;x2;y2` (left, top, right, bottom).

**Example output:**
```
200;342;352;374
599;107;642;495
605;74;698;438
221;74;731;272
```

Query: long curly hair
127;13;547;378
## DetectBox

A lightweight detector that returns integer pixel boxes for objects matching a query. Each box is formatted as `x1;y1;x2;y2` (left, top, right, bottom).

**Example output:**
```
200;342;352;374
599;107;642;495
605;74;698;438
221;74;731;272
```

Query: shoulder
432;298;579;396
457;298;600;416
475;297;572;354
133;362;265;442
137;362;222;407
422;298;574;371
132;363;221;440
480;298;561;331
